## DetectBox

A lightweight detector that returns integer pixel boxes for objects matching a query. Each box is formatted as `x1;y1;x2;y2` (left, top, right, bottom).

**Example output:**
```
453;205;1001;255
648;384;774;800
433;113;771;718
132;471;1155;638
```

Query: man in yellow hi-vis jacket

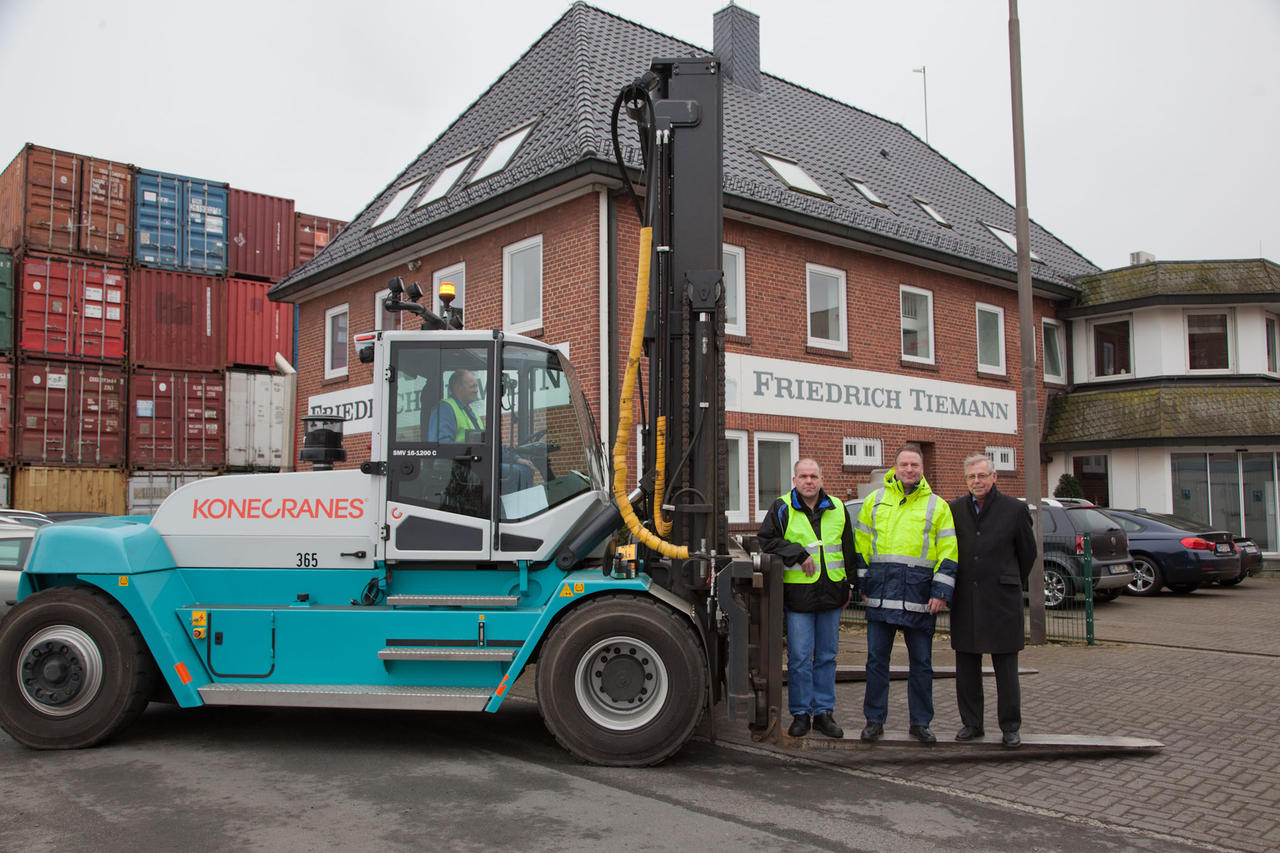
854;444;958;744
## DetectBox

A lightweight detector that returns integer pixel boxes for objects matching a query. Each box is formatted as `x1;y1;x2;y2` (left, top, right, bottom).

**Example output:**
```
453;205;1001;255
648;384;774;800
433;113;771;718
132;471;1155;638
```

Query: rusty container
130;268;225;371
0;248;12;351
294;212;345;267
226;278;294;369
129;368;225;470
0;357;12;462
16;359;126;466
13;466;127;514
17;253;127;361
0;144;131;259
227;188;295;281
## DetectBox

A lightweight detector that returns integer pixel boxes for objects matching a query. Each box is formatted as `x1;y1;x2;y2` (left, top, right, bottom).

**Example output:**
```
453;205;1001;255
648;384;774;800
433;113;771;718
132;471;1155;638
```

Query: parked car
1219;536;1261;586
0;509;53;528
1038;499;1135;608
0;520;37;619
1099;509;1241;595
1051;497;1096;507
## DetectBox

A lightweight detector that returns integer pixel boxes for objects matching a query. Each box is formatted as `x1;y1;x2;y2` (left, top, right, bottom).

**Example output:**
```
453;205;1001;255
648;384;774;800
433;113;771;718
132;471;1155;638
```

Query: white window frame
324;303;349;380
899;284;935;364
374;289;398;333
370;180;423;229
419;156;475;206
503;235;543;333
757;152;830;199
983;222;1042;262
753;431;799;523
843;437;883;467
723;243;746;337
1267;314;1280;374
1184;309;1233;373
975;302;1006;376
844;175;888;208
986;446;1016;472
806;263;847;351
1089;315;1134;380
1042;318;1067;384
913;197;950;227
432;262;466;316
725;429;749;524
471;123;535;184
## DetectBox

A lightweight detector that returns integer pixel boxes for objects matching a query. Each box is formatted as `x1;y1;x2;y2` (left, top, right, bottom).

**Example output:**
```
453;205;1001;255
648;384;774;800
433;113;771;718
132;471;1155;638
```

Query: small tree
1054;473;1085;499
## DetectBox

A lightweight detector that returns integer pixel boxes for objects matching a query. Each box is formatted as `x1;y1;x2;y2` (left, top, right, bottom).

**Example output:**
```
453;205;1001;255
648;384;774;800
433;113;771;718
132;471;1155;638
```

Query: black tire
1126;556;1163;596
0;586;156;749
1218;573;1246;587
1167;583;1198;594
536;594;706;766
1044;564;1073;610
1094;587;1122;603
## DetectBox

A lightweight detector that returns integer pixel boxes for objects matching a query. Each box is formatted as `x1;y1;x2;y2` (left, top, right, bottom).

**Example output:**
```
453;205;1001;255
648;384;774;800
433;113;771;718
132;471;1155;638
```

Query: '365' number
296;552;319;567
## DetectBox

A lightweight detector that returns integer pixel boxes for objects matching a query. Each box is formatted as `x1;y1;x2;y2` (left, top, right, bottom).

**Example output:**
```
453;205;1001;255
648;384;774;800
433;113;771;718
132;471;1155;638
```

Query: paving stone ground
716;577;1280;852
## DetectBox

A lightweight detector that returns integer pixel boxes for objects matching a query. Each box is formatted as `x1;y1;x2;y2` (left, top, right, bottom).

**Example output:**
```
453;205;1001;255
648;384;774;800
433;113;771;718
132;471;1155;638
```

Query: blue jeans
785;607;842;716
863;619;934;727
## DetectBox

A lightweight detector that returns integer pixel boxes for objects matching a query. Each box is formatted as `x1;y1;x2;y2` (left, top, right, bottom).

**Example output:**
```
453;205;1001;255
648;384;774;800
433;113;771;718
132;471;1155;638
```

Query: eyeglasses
965;472;993;481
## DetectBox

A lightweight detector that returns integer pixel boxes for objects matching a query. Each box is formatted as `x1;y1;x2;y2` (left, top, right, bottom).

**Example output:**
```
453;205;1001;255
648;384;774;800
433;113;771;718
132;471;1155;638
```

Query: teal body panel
19;520;657;713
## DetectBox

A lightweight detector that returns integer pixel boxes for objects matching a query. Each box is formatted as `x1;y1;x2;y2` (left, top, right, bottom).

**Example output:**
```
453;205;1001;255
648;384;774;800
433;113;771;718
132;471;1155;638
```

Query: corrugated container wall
127;470;216;514
17;254;126;361
134;169;227;273
130;268;225;370
14;467;127;514
0;357;12;460
0;471;8;508
17;360;126;465
228;189;294;281
294;212;345;266
0;144;131;259
226;278;293;369
129;369;225;470
0;248;12;351
226;370;287;469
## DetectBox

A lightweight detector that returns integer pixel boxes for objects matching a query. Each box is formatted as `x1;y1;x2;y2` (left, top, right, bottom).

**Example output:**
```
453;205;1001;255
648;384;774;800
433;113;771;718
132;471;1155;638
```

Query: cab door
383;339;495;563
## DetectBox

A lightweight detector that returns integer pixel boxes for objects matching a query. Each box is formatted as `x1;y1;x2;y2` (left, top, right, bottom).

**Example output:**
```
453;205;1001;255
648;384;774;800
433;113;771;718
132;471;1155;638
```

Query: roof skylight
420;156;475;206
471;123;534;184
913;197;950;227
985;223;1042;262
844;175;888;208
370;179;424;228
758;152;830;198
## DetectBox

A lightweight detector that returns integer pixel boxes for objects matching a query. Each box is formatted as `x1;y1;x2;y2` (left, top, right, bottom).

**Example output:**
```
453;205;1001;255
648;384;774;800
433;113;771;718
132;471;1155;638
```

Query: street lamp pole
913;65;929;143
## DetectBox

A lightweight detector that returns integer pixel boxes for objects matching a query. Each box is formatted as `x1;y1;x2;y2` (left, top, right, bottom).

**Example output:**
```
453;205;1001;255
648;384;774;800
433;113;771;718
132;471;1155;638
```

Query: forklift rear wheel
0;586;156;749
537;594;706;766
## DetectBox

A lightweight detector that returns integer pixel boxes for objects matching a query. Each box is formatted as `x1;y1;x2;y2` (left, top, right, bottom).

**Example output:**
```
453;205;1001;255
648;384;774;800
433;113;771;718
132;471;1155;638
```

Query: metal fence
841;533;1096;645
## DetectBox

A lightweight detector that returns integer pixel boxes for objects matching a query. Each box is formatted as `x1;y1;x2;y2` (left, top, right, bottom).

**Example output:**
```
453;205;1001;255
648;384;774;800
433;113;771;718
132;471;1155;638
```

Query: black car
1223;537;1262;586
1100;509;1241;595
1038;500;1135;608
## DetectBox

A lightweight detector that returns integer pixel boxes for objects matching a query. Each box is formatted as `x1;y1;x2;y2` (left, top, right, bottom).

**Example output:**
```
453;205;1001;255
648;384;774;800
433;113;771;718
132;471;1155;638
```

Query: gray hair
963;453;993;474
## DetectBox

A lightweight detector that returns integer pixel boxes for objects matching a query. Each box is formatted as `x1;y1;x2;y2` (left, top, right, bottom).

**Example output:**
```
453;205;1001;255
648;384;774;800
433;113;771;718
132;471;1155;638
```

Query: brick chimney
714;4;761;92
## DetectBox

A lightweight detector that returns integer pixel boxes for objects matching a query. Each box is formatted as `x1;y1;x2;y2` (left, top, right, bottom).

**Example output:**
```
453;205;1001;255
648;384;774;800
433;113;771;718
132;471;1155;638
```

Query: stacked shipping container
0;141;346;512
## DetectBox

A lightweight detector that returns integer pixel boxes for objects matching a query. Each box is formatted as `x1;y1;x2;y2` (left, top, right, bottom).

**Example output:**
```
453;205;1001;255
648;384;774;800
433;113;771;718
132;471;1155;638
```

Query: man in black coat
948;453;1036;748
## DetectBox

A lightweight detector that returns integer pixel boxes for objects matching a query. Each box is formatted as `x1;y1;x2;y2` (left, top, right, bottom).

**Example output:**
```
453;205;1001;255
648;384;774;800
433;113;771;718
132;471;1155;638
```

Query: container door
134;172;182;269
383;340;495;563
185;181;227;273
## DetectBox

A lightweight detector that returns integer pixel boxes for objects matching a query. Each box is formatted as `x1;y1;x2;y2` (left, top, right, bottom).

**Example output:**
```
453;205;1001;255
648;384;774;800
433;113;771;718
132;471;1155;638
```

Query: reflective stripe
857;568;868;578
903;601;930;613
933;573;956;588
868;488;884;556
870;555;935;569
852;520;872;535
936;528;956;540
864;598;930;613
825;559;845;570
864;597;882;607
921;494;938;558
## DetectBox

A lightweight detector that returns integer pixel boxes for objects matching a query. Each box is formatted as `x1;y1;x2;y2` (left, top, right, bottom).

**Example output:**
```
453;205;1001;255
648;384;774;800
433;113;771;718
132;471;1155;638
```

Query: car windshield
1067;507;1122;533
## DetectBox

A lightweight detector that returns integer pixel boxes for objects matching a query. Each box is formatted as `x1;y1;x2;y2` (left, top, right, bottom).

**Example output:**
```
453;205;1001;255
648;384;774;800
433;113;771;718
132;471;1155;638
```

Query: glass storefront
1172;451;1277;551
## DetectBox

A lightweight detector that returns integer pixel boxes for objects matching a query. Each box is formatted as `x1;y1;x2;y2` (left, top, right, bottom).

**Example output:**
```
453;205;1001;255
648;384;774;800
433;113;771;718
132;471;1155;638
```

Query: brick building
270;3;1099;535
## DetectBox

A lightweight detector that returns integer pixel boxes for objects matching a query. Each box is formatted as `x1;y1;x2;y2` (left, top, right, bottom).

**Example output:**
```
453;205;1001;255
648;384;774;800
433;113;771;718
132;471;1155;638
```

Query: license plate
1215;543;1232;555
1109;564;1131;574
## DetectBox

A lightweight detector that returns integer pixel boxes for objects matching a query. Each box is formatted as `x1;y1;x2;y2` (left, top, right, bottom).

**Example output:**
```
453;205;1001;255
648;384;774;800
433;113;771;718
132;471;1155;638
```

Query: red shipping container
227;188;295;281
294;212;345;267
130;268;225;370
226;278;294;369
129;369;225;470
18;254;127;361
17;359;126;466
0;144;131;259
0;357;12;461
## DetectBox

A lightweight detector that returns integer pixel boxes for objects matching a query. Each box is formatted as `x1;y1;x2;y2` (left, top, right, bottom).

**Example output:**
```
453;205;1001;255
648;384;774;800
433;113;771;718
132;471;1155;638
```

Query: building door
1073;454;1110;506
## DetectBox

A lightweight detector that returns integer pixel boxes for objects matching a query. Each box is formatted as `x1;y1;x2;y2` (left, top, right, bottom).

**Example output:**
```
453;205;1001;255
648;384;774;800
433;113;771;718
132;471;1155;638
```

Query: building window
913;197;950;227
986;446;1015;472
723;244;746;337
1091;318;1132;377
900;285;934;363
844;175;888;208
471;123;534;184
754;432;798;522
726;430;749;524
757;152;830;198
843;437;882;467
324;304;349;379
976;302;1005;375
374;289;398;332
1267;315;1280;373
503;235;542;333
420;156;475;206
370;180;423;229
983;222;1042;262
433;263;466;317
806;264;846;350
1186;311;1231;371
1043;319;1066;384
1174;451;1279;552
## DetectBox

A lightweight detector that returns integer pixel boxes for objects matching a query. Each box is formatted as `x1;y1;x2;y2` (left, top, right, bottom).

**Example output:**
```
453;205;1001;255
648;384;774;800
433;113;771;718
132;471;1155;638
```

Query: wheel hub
16;626;104;716
575;635;669;731
595;647;651;704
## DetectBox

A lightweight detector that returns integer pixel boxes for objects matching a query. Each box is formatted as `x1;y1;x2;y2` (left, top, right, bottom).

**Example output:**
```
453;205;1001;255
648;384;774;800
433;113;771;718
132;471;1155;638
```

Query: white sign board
308;383;376;435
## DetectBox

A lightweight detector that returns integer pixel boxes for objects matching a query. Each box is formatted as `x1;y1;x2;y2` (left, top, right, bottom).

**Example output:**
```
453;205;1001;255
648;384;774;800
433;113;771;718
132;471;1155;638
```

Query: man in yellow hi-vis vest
758;458;856;738
427;369;483;442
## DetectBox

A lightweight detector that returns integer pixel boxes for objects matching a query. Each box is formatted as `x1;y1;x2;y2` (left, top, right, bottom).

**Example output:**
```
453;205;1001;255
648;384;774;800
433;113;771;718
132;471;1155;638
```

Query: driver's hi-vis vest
780;496;847;585
443;397;480;441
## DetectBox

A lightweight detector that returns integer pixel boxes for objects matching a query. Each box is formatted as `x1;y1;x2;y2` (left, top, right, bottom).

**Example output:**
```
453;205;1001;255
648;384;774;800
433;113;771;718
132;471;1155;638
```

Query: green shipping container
0;248;11;351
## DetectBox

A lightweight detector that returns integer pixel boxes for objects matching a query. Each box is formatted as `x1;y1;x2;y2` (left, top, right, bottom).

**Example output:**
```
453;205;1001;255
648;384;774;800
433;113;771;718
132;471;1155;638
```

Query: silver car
0;520;37;619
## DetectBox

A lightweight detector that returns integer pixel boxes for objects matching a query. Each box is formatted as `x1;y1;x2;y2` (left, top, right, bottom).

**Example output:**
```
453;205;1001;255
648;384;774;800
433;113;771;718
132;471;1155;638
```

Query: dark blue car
1101;509;1241;595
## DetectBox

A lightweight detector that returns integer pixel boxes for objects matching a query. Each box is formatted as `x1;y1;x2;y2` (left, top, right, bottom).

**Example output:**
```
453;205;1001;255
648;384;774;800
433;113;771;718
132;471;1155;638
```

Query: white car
0;520;37;619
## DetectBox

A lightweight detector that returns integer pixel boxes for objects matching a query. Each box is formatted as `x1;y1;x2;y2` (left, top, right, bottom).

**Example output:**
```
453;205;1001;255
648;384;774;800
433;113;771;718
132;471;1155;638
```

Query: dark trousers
864;619;934;727
955;650;1021;733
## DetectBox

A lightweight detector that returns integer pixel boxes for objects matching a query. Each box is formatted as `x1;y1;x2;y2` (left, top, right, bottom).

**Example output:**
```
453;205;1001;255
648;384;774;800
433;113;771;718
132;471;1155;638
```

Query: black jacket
758;489;856;612
948;485;1036;654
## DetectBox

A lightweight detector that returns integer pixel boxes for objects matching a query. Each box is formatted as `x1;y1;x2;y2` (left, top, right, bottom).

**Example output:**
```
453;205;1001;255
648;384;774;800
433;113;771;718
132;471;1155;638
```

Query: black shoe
1002;730;1022;748
859;721;884;742
788;714;811;737
955;725;985;741
909;725;937;744
812;712;844;738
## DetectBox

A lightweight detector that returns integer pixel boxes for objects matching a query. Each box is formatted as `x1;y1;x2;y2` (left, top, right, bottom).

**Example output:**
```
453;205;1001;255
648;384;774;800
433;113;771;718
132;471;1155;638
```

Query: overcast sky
1;0;1275;272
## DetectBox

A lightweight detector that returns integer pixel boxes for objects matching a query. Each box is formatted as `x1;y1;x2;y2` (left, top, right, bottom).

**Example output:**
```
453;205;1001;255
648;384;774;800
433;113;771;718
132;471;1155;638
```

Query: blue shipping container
134;170;228;273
